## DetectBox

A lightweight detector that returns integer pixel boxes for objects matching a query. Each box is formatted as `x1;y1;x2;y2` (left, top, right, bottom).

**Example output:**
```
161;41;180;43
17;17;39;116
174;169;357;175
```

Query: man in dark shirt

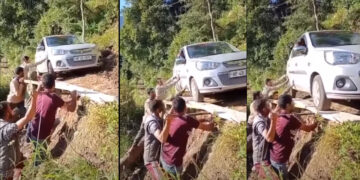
160;96;215;178
26;73;77;166
143;100;173;180
270;94;317;180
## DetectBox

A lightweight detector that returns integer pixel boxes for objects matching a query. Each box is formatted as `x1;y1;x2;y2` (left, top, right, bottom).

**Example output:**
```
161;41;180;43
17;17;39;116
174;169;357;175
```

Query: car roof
45;35;74;38
184;41;227;47
306;30;354;34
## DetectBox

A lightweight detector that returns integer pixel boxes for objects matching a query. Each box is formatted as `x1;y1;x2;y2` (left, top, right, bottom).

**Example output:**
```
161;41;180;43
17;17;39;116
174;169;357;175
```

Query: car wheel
191;78;204;102
312;75;331;110
47;61;55;75
290;88;297;98
175;81;182;94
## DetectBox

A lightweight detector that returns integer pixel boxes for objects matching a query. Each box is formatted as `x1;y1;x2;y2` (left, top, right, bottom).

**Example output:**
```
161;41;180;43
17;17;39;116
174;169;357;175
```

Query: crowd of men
248;76;318;180
0;56;77;179
125;75;216;179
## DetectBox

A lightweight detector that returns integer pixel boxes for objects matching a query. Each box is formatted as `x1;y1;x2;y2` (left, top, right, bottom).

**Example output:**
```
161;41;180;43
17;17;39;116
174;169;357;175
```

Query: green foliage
314;122;360;179
0;73;10;101
121;0;246;86
88;24;119;52
248;0;360;89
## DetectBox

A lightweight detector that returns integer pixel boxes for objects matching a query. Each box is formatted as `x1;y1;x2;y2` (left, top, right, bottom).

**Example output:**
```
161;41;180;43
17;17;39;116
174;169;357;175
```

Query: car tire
175;81;182;94
312;75;331;110
290;88;297;98
191;78;204;102
47;61;54;75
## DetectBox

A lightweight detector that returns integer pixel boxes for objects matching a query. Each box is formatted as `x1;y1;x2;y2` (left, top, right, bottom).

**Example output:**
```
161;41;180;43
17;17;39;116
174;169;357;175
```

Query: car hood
315;45;360;54
190;51;246;63
50;43;96;50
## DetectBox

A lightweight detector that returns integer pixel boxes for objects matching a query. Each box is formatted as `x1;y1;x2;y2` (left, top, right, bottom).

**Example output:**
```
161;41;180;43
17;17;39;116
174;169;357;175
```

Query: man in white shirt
155;76;180;100
262;75;288;99
7;67;26;120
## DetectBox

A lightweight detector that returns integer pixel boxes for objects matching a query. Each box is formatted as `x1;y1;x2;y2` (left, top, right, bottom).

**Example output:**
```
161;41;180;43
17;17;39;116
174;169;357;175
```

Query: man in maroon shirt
26;73;77;166
160;96;215;178
270;94;317;180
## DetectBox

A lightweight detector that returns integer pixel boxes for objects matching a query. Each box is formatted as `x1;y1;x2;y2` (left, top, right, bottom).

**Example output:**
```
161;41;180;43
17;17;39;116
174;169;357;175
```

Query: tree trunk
206;0;216;41
312;0;319;31
80;0;85;42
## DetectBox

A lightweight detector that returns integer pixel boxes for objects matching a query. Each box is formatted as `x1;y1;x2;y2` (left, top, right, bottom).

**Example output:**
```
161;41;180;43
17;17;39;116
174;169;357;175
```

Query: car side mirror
175;57;186;65
293;45;307;55
37;46;45;51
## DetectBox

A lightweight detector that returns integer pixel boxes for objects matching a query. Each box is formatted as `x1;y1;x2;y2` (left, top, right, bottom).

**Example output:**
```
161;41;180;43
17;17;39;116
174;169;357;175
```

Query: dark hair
150;100;164;113
23;56;29;61
0;101;9;119
147;88;154;95
253;99;267;113
278;94;292;109
273;91;279;95
14;67;24;75
253;91;261;100
265;78;271;85
172;96;186;113
42;73;56;89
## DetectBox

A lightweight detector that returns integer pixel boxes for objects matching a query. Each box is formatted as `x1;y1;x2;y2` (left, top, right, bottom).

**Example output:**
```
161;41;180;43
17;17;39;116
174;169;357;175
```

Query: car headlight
52;49;67;55
324;51;360;65
196;61;220;70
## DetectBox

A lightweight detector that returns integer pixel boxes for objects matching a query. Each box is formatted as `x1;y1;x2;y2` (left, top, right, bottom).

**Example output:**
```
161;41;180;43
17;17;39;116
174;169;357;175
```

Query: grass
197;122;246;180
0;69;11;101
303;122;360;179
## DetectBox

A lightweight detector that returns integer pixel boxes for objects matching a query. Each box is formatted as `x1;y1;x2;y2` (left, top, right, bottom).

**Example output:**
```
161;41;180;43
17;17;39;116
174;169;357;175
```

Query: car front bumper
193;67;247;94
51;54;101;72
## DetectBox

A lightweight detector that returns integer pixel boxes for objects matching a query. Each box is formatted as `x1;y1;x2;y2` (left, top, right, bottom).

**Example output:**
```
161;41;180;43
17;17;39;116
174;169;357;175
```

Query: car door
288;36;309;92
35;39;48;73
173;48;188;90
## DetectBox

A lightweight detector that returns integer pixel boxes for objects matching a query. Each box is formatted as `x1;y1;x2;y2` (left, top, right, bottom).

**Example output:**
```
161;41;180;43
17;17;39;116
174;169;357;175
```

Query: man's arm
153;115;173;143
261;113;277;142
16;84;40;130
197;121;215;131
13;80;25;97
61;91;77;112
300;122;317;132
26;59;47;68
162;76;180;90
268;78;289;91
273;75;287;86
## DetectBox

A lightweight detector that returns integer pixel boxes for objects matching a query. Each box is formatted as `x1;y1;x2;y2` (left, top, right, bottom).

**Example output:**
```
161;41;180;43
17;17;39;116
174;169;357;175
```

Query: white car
173;41;247;102
35;35;101;74
287;31;360;110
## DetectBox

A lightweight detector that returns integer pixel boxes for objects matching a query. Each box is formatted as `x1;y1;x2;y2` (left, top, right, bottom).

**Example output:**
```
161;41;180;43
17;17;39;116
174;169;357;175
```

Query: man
143;100;173;180
155;76;180;100
262;75;288;99
26;73;77;166
248;91;263;125
160;96;215;178
120;88;157;170
20;56;30;68
7;67;26;120
252;99;278;179
270;94;317;180
0;81;39;180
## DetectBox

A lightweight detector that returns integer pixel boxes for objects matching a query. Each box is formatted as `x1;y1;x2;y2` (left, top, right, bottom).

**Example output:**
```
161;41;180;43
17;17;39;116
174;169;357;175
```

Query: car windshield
309;32;360;47
46;36;81;47
186;42;239;58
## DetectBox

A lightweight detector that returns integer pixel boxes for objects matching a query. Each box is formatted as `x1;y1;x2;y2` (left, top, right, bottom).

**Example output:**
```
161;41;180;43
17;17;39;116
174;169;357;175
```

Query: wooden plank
25;80;118;104
271;98;360;123
164;99;246;123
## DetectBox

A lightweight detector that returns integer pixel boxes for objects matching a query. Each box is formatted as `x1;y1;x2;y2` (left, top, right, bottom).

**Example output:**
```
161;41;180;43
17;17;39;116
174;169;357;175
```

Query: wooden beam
164;99;246;123
25;80;118;104
271;98;360;123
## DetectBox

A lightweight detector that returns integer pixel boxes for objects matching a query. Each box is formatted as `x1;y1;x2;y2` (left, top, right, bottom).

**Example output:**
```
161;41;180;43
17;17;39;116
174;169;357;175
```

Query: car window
309;31;360;47
291;36;307;58
46;36;81;47
186;42;239;58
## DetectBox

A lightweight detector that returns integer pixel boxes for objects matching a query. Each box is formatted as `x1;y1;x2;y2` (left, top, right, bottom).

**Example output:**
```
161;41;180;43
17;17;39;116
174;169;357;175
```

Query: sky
120;0;129;12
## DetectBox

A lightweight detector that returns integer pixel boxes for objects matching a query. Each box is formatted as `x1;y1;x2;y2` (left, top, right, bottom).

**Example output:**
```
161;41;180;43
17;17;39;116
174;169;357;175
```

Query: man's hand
269;112;278;122
18;77;24;83
70;90;77;99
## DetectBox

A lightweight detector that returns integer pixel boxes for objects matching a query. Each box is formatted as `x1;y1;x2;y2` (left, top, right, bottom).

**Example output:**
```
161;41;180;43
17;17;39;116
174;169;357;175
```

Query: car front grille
218;71;246;86
66;56;97;66
222;59;246;68
70;48;92;54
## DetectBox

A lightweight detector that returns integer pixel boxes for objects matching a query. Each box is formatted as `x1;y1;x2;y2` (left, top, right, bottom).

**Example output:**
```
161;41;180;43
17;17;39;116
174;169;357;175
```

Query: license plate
73;55;92;61
229;69;246;78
